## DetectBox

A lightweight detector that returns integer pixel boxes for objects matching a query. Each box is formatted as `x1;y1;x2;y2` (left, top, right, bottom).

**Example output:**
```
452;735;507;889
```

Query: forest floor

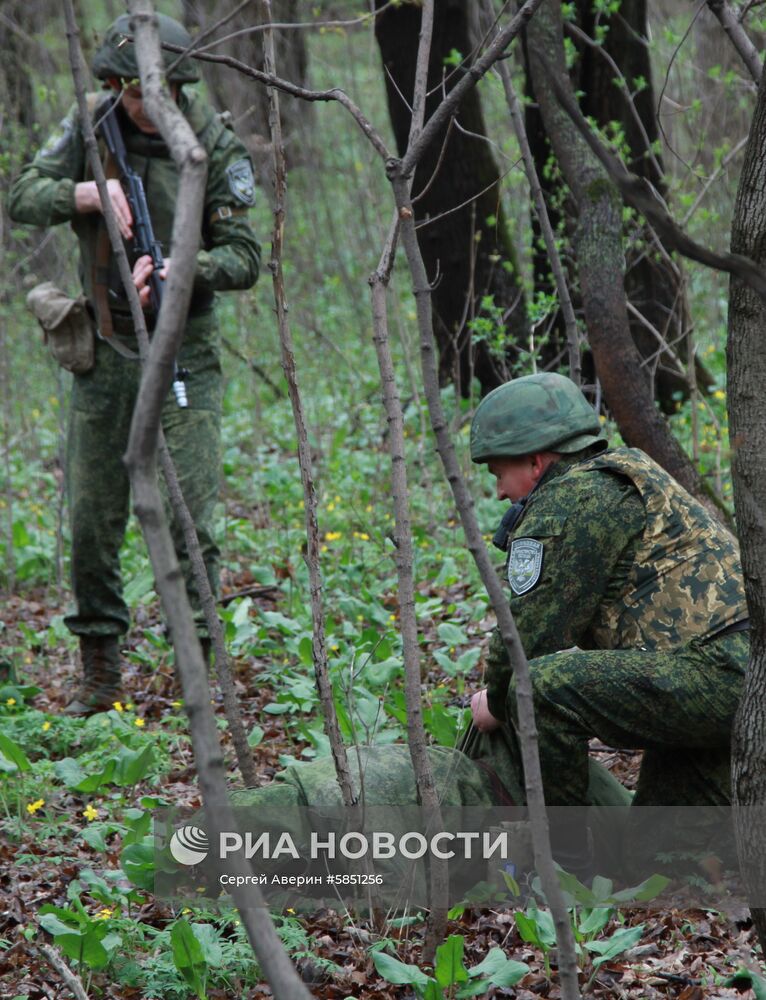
1;581;763;1000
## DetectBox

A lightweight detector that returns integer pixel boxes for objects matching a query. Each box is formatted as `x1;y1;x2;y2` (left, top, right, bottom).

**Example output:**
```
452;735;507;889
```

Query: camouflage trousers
504;631;747;808
64;313;223;638
502;631;748;873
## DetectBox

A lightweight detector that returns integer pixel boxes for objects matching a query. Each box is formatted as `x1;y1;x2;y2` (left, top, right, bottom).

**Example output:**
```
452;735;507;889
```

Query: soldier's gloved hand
132;254;170;309
74;178;133;240
471;688;502;733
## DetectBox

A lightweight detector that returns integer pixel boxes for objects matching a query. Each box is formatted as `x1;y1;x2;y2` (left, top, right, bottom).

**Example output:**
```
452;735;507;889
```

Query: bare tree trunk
65;4;312;994
728;51;766;958
370;221;448;960
375;0;529;395
574;0;705;408
526;0;718;515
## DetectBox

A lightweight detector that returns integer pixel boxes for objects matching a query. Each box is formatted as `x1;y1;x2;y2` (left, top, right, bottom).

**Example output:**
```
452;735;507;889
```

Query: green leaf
424;980;446;1000
119;840;156;891
578;907;612;938
457;980;490;998
114;744;155;785
514;907;556;949
170;919;208;999
725;967;766;1000
585;924;644;968
609;873;669;903
372;949;431;988
247;724;265;747
39;911;83;937
191;923;223;967
54;756;118;793
437;622;467;646
434;935;468;988
260;611;301;634
590;875;614;902
262;702;292;715
468;948;528;987
298;635;314;666
0;732;31;772
490;960;530;988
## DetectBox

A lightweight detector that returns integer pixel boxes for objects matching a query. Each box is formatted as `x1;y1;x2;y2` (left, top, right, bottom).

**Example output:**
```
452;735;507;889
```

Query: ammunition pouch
26;282;95;374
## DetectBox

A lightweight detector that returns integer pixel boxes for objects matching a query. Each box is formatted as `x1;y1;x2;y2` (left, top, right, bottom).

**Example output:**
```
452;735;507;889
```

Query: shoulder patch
508;538;544;595
225;157;256;206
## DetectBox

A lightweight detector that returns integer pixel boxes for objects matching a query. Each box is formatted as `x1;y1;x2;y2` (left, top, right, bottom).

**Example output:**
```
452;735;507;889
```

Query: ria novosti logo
169;825;209;866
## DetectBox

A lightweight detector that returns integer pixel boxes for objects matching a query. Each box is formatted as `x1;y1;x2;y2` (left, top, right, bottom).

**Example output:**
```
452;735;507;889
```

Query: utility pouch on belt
26;282;95;374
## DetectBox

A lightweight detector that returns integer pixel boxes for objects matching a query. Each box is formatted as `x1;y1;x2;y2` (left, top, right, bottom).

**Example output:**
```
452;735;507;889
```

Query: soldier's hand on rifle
74;179;133;240
471;688;502;733
132;254;170;309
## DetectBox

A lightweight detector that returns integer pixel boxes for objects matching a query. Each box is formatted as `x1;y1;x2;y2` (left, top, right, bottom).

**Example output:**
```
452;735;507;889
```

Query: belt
704;618;750;643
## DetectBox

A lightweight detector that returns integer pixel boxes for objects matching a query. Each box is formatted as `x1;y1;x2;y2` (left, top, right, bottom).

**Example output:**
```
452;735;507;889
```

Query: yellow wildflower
96;907;113;920
6;698;16;706
42;721;51;732
326;531;342;541
134;718;145;728
354;532;370;541
327;502;335;512
171;700;183;708
112;701;124;713
125;703;134;710
83;804;99;822
713;389;726;401
26;798;45;815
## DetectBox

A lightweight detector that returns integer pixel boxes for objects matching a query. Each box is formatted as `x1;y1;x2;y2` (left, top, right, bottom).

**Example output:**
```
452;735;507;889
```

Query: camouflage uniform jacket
8;89;260;326
485;447;747;719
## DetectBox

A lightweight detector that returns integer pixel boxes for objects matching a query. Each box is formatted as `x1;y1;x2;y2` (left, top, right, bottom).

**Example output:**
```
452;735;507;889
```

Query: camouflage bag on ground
27;282;95;374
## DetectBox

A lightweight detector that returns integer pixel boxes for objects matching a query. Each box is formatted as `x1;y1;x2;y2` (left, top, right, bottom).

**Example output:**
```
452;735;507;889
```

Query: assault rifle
98;95;189;408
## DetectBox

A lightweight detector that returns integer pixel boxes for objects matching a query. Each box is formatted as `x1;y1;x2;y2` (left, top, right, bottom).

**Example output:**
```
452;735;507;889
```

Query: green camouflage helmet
92;13;200;84
470;372;607;462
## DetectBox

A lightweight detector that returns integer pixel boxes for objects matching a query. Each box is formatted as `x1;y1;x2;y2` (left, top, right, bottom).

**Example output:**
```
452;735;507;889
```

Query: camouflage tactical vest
573;448;747;649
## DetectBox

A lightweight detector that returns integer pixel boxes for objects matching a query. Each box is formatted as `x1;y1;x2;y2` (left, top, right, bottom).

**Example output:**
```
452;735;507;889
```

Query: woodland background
1;0;766;997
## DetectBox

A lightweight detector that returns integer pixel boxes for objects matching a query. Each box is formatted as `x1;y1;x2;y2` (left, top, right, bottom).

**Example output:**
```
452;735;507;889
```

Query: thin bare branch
482;0;580;383
158;38;391;160
399;0;546;178
543;55;766;304
706;0;764;83
39;944;89;1000
388;165;582;1000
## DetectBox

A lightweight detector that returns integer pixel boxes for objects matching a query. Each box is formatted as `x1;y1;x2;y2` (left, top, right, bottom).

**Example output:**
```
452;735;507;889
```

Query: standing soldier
9;15;261;714
469;373;748;869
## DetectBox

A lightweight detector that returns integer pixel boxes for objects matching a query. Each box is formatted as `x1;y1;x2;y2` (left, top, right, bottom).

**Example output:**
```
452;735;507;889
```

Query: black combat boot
64;636;123;716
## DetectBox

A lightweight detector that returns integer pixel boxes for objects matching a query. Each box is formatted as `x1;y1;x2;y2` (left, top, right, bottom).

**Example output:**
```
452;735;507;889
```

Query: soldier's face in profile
110;79;180;135
487;456;539;503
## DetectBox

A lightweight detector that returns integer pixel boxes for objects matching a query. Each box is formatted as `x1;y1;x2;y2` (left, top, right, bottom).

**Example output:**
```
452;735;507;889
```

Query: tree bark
575;0;704;407
526;0;720;515
375;0;529;395
728;50;766;958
